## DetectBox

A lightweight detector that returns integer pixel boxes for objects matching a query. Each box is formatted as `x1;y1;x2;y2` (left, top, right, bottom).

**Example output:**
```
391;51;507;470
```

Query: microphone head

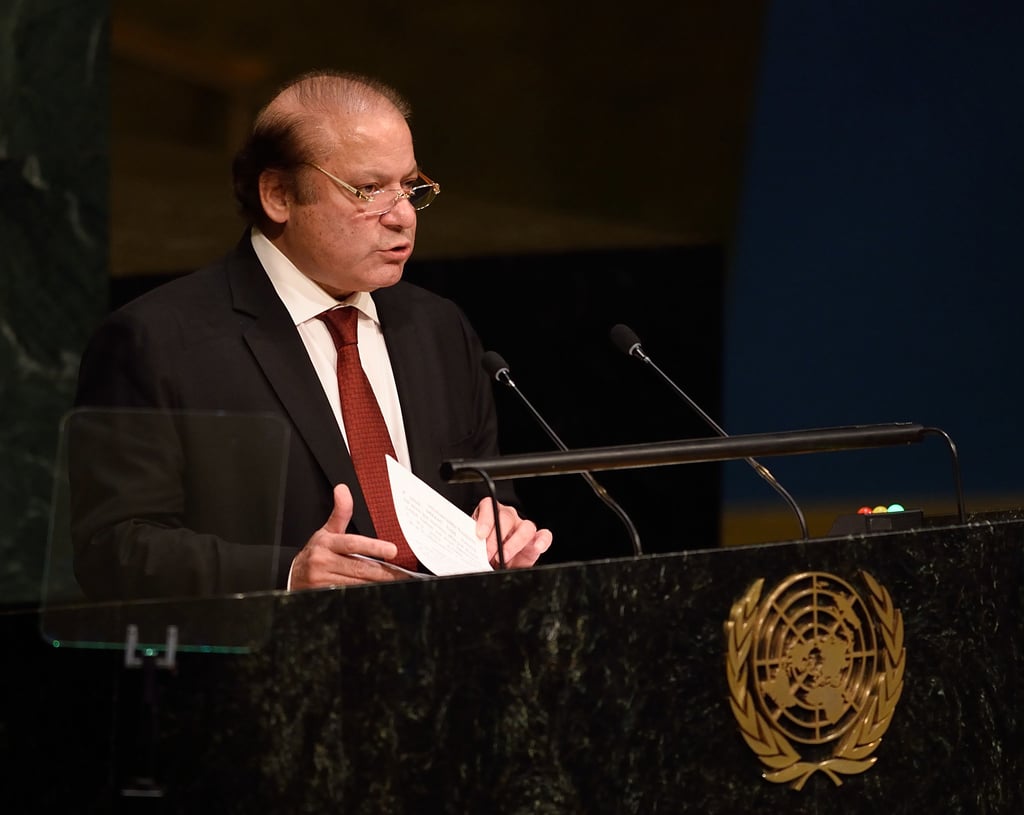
481;350;512;383
609;323;644;359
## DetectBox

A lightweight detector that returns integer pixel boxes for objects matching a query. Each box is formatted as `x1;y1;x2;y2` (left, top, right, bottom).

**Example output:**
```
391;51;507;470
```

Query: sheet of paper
386;455;493;576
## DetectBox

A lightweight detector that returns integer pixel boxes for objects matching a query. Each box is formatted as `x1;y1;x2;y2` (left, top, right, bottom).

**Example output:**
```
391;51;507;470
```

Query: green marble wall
0;0;108;603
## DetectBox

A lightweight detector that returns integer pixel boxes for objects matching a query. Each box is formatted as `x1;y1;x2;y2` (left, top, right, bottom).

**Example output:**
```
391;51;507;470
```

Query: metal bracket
123;624;178;670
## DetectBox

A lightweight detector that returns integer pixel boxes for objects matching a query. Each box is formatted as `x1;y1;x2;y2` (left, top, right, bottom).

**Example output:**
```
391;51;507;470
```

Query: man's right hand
289;484;403;589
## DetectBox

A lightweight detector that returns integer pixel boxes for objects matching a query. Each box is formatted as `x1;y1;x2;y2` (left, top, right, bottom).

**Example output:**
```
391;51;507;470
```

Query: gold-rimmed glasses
305;162;440;215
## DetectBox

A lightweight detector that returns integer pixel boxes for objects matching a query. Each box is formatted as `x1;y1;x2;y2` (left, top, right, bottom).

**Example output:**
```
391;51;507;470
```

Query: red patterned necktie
317;307;418;570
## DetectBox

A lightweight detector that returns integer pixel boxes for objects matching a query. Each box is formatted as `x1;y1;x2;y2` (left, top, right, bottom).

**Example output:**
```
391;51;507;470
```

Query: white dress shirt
250;228;412;470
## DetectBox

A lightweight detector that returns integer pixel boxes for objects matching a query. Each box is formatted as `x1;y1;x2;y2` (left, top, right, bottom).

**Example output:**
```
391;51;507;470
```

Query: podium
3;509;1023;813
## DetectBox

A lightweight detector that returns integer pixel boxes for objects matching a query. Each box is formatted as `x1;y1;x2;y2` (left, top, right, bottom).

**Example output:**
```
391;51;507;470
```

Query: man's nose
380;195;416;227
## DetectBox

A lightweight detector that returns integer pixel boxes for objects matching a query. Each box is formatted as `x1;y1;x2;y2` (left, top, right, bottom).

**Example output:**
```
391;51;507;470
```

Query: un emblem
725;571;905;789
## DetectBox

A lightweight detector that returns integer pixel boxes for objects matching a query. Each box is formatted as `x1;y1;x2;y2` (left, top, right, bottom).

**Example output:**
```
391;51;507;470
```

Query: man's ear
258;169;291;225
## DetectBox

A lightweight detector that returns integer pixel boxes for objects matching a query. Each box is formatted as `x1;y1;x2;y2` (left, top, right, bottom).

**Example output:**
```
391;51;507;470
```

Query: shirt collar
250;228;380;326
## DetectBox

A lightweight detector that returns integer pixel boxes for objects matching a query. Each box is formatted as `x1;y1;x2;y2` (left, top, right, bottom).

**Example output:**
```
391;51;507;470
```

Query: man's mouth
380;243;412;259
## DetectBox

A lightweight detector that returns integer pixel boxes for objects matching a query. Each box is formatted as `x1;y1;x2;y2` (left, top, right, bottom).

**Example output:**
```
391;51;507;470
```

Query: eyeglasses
305;162;441;215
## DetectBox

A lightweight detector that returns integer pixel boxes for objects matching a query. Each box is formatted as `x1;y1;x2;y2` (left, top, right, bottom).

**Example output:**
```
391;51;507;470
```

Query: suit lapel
225;240;376;537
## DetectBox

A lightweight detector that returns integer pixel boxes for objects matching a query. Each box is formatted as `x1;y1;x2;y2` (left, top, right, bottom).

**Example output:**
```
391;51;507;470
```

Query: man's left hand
472;499;553;569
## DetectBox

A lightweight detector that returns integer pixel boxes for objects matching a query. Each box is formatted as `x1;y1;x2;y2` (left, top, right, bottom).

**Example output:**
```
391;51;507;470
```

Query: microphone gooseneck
610;324;809;541
482;351;644;556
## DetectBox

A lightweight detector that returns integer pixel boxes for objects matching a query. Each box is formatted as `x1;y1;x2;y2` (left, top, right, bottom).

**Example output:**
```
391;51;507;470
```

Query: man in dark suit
72;70;552;600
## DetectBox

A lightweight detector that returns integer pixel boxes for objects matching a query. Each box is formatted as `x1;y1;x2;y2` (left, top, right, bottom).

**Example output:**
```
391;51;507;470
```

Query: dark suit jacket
72;236;510;599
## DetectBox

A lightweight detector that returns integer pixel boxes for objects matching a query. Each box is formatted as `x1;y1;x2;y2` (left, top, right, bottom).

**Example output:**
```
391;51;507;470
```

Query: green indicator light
144;648;155;657
887;503;905;513
52;640;61;648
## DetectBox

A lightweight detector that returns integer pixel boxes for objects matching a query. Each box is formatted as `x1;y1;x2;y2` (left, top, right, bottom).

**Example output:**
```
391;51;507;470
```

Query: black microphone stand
611;324;809;540
485;352;644;556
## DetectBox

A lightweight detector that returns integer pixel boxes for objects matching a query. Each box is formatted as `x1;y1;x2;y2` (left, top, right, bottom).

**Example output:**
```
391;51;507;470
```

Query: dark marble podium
3;511;1023;814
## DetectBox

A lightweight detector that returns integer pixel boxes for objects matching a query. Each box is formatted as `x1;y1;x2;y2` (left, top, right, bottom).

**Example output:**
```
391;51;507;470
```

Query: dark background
4;0;1024;600
723;1;1024;524
105;0;1024;551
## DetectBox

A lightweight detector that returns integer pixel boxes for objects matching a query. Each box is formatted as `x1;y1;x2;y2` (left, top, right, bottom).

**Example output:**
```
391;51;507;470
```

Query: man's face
270;108;419;298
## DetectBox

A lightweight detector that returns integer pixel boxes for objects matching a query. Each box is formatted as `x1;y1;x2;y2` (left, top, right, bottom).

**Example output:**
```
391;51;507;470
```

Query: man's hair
231;70;412;228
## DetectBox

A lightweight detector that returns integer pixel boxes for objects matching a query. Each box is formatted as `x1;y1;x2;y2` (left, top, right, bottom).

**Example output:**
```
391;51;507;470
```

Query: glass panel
41;408;290;652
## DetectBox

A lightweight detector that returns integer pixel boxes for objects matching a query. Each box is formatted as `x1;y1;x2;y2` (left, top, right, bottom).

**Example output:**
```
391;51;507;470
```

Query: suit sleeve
71;310;285;600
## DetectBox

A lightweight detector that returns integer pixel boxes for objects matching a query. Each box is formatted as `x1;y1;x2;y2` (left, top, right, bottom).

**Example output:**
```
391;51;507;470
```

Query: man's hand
472;499;553;569
289;484;404;589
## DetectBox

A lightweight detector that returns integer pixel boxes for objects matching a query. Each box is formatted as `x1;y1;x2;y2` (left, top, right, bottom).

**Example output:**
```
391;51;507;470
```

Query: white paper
385;455;493;576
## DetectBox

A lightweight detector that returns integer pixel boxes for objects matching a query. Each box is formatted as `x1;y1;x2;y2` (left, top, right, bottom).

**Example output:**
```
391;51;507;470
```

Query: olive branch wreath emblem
724;571;905;790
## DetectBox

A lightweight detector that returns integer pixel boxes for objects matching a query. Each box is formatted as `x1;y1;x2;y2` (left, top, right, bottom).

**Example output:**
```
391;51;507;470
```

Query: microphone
482;351;644;556
609;323;809;540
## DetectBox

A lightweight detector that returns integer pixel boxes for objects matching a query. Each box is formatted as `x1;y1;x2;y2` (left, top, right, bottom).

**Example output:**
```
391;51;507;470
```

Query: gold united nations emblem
724;571;905;789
